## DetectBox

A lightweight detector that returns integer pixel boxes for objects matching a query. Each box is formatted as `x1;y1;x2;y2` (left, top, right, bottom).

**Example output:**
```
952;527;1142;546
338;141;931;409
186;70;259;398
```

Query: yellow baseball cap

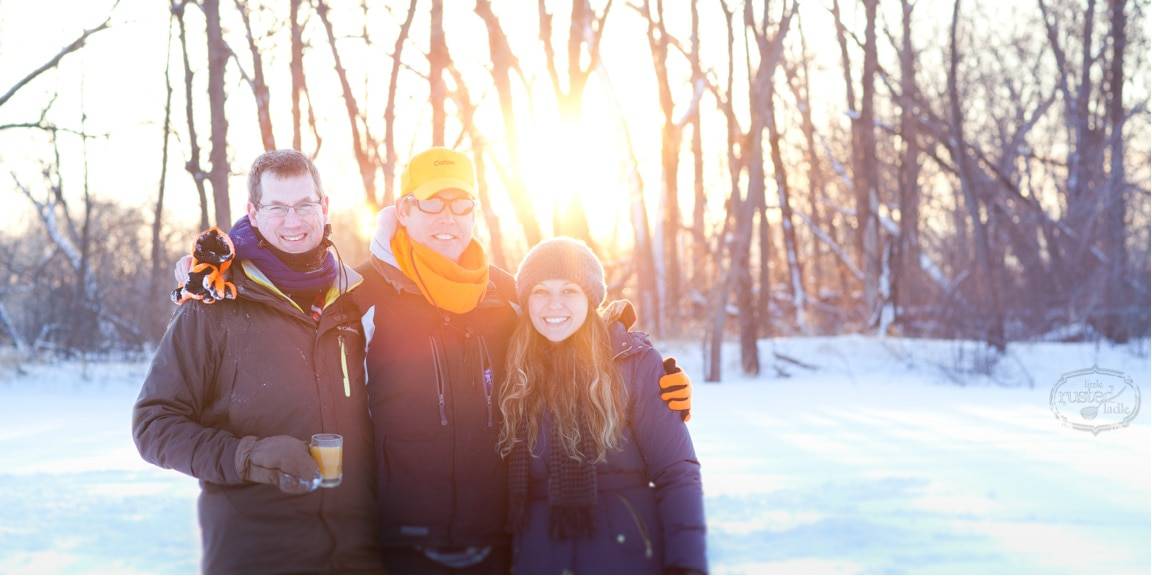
400;147;477;200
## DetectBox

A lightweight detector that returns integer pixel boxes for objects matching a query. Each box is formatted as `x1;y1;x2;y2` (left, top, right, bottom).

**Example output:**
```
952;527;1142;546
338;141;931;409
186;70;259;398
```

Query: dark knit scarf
507;341;598;539
230;216;338;293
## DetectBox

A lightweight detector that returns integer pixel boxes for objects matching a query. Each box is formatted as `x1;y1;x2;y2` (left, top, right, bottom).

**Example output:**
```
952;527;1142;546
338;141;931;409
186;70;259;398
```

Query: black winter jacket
353;257;519;549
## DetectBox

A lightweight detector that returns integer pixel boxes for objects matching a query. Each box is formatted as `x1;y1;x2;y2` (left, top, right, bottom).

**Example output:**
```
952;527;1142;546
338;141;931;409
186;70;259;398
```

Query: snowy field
0;336;1148;574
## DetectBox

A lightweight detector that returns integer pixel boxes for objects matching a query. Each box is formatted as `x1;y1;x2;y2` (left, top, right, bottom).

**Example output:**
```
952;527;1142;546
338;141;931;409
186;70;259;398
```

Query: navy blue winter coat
510;323;708;574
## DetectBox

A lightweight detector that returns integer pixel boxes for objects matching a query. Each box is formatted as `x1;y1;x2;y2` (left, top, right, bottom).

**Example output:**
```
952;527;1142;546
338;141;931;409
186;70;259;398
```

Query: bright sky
0;1;824;243
0;0;1123;258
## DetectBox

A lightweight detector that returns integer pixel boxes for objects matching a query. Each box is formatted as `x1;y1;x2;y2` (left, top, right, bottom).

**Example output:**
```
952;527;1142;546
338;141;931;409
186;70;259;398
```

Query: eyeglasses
256;200;323;219
407;196;477;216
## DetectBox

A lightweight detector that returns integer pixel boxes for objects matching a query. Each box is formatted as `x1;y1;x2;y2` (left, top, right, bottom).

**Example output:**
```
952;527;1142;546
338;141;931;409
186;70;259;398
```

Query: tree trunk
175;1;209;231
794;15;826;308
641;0;683;336
0;303;26;353
290;0;303;152
629;156;661;338
152;12;175;338
383;0;418;206
204;0;231;230
895;0;921;329
430;0;447;147
316;0;378;209
538;0;611;250
858;0;882;324
757;200;771;336
735;116;762;375
766;80;807;331
444;64;506;270
689;0;707;287
705;0;742;383
948;0;1005;351
1103;0;1128;341
475;0;542;247
234;0;275;151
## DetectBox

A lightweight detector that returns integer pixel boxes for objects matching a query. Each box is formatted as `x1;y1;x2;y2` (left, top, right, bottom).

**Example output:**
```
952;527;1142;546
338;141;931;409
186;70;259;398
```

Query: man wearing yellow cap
356;147;516;572
357;147;690;573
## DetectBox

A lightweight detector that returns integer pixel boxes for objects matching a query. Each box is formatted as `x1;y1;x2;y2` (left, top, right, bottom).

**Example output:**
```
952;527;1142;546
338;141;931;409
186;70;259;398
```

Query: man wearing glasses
356;147;520;572
133;150;382;573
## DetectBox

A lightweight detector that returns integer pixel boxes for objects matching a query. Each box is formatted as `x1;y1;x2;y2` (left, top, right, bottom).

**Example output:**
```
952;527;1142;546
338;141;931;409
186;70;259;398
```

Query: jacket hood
607;318;653;361
369;205;400;268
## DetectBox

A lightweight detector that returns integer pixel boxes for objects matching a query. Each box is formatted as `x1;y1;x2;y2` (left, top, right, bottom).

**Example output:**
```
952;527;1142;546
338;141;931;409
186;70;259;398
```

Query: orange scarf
391;226;490;314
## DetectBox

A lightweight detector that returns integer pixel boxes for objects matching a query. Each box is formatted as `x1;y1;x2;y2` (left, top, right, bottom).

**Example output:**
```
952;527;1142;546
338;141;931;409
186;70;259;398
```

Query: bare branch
0;8;116;108
0;123;105;138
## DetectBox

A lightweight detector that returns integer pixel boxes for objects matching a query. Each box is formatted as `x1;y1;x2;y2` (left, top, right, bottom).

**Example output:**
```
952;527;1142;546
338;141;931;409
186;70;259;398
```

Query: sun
516;81;637;244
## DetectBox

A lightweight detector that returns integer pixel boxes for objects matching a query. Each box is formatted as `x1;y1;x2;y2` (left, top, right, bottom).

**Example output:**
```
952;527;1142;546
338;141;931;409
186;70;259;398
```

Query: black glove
659;357;691;422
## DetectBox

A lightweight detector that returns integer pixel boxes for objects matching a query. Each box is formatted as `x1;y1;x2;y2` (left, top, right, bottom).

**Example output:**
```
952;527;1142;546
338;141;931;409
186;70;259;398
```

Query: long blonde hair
497;309;627;463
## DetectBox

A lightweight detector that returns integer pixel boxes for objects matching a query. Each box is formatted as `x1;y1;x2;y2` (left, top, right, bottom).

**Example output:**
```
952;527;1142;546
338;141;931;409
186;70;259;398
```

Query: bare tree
537;0;613;248
894;0;922;330
765;68;807;332
475;0;543;247
704;0;748;381
688;0;708;288
445;63;507;269
0;11;112;109
174;0;210;231
151;11;176;339
382;0;419;206
290;0;304;151
232;0;276;151
948;0;1006;351
430;0;448;146
706;0;796;379
858;0;882;324
639;0;694;336
316;0;379;209
204;0;232;230
1103;0;1130;341
783;14;836;318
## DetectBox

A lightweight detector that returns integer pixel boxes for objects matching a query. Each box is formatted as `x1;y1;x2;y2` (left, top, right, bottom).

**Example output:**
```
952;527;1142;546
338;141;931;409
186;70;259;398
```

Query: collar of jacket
369;255;512;311
236;259;363;316
607;320;653;361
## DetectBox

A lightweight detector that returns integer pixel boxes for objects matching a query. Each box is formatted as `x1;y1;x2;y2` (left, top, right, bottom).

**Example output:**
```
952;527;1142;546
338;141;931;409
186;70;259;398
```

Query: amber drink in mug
309;433;343;488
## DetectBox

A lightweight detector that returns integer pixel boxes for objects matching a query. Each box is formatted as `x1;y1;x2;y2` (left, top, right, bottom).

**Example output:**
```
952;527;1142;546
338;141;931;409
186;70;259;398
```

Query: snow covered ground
0;336;1148;574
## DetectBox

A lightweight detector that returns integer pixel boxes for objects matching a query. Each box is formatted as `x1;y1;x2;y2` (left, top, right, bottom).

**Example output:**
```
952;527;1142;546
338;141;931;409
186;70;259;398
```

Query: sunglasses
407;195;477;215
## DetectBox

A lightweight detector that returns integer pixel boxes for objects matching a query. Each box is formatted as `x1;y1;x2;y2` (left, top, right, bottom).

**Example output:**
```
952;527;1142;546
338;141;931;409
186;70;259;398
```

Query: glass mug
308;433;343;488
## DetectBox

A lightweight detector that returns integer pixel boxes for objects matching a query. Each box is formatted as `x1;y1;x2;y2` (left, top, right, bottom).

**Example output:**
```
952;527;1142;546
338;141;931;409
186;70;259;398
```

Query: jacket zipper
338;334;351;398
428;335;449;426
478;335;494;428
615;494;653;559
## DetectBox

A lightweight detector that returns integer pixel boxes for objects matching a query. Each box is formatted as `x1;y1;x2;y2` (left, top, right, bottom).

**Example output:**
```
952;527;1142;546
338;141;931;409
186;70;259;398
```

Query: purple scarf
231;216;339;293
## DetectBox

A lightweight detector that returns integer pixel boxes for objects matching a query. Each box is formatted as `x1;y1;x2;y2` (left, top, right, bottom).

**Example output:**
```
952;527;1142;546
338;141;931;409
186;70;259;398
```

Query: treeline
0;0;1148;379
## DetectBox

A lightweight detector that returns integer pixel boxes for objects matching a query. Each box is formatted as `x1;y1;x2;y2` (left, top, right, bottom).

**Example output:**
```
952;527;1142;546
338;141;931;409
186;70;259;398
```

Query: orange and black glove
660;357;691;422
234;435;321;495
171;227;237;304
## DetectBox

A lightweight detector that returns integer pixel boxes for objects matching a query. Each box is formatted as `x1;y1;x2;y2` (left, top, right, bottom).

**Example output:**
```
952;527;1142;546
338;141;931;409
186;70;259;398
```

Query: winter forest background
0;0;1148;573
